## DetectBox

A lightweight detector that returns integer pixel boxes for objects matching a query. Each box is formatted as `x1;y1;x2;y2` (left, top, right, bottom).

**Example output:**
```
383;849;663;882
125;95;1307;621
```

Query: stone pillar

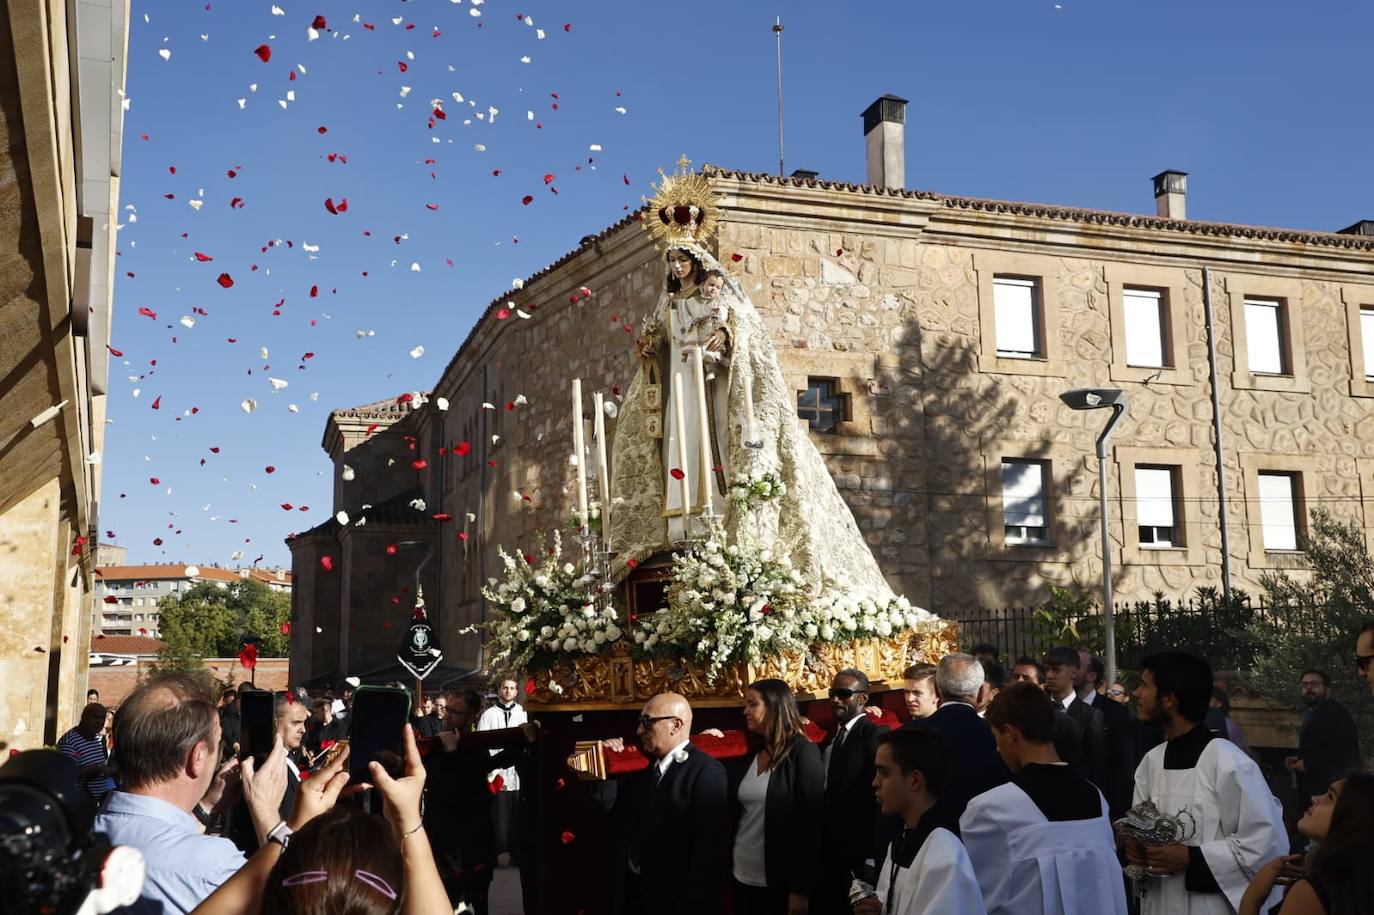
0;479;62;750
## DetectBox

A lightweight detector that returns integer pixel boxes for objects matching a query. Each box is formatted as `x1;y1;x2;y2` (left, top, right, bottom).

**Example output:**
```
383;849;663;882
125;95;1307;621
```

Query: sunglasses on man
828;687;866;700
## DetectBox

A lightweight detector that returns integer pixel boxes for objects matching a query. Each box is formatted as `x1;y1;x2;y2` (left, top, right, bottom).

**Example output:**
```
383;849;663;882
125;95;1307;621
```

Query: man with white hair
902;652;1010;834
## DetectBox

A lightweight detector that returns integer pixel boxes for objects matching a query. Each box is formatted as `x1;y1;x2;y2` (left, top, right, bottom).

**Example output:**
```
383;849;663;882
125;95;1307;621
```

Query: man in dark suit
606;692;728;915
1076;648;1135;817
902;652;1010;833
1286;669;1360;809
1043;647;1108;796
818;669;889;913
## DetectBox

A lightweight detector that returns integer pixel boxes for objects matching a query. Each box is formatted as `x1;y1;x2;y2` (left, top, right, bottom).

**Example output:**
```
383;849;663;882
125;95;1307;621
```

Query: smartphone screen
239;689;275;761
348;686;411;784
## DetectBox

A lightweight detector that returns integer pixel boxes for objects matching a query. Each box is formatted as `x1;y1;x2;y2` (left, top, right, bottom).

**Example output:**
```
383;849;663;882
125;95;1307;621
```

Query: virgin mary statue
609;165;896;605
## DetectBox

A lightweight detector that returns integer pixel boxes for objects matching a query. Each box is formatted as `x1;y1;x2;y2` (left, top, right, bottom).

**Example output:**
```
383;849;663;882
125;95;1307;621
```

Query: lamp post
1059;387;1128;685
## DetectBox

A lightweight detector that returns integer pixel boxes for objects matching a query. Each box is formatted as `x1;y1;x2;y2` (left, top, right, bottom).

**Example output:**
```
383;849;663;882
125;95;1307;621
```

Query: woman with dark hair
729;678;825;915
1241;771;1374;915
261;807;404;915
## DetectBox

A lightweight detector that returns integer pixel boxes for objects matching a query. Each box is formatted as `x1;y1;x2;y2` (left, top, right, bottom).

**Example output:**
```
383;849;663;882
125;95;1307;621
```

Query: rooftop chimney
1337;220;1374;237
1152;170;1188;220
862;94;908;190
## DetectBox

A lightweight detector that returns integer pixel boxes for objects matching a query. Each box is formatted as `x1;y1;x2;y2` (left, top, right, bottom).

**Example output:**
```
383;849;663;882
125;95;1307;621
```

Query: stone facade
293;168;1374;678
0;1;128;748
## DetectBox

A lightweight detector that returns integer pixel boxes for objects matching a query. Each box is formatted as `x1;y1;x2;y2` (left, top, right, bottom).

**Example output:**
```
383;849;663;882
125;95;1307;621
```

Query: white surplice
1132;736;1287;915
960;783;1128;915
875;826;987;915
476;702;527;790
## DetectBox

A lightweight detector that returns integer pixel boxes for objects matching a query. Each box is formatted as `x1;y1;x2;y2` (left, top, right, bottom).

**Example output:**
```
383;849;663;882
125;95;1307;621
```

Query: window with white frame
1002;459;1050;545
1124;288;1167;368
993;277;1042;359
1245;298;1288;375
1257;471;1301;551
1361;308;1374;381
1135;465;1178;548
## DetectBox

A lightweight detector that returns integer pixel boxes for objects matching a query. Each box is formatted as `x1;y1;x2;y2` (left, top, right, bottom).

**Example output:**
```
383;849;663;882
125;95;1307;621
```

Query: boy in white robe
1126;651;1287;915
961;682;1129;915
855;727;986;915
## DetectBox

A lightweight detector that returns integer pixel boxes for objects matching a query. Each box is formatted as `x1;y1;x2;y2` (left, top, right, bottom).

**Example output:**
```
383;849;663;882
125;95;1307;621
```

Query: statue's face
667;250;695;281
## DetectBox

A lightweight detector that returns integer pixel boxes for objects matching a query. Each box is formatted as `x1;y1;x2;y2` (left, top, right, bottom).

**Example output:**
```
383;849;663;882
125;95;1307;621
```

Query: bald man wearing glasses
603;692;728;914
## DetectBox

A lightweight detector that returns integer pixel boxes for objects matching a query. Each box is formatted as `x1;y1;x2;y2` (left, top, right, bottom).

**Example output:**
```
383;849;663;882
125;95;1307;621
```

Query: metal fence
949;593;1338;674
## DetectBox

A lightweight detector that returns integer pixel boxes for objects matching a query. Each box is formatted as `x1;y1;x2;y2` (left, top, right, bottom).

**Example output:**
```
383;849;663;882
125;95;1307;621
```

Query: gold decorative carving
526;623;960;708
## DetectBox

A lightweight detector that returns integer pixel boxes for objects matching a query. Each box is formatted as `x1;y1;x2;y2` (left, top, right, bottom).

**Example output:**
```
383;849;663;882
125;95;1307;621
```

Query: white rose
562;637;579;651
517;628;531;641
876;620;892;637
606;625;622;641
510;597;526;613
593;631;607;645
563;563;575;575
534;575;550;589
804;623;819;639
756;624;773;641
540;625;554;638
820;624;835;640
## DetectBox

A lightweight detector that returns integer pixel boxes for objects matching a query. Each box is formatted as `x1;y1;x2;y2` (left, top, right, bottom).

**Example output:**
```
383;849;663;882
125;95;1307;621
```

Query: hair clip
281;870;327;887
354;870;398;900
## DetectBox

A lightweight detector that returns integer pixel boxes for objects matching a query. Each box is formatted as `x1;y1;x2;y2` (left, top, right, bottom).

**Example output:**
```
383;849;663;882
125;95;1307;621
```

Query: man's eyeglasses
637;714;680;729
1356;653;1374;672
1106;688;1126;698
828;687;865;700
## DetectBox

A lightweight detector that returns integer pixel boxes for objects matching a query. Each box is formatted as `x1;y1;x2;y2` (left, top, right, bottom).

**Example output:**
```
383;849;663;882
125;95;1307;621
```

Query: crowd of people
19;620;1374;914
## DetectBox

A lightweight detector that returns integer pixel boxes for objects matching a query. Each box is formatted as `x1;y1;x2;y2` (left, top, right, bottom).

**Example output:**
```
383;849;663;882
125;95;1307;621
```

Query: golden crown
642;156;720;251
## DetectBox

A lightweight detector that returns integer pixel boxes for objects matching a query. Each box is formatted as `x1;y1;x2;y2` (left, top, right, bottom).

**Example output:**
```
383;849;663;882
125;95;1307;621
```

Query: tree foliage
1250;510;1374;747
155;578;291;672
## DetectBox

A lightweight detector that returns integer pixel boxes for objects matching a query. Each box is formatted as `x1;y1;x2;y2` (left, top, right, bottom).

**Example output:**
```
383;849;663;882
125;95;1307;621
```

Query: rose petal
254;44;271;62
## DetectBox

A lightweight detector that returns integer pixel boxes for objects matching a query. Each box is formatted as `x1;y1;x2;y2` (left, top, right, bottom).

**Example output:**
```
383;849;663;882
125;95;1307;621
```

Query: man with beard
1285;670;1359;810
817;669;889;913
1126;652;1285;915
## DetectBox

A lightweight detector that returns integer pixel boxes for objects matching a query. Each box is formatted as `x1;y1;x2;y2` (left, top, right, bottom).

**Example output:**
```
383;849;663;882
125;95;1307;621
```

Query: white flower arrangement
634;519;810;678
727;468;787;505
481;530;626;671
566;501;604;534
804;593;941;643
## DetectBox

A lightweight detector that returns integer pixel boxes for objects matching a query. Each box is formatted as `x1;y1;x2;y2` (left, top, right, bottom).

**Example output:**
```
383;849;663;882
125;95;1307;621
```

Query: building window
1123;288;1168;368
1135;465;1179;548
1244;298;1289;375
1001;459;1050;545
1361;308;1374;381
1257;471;1301;551
797;378;850;433
993;276;1042;359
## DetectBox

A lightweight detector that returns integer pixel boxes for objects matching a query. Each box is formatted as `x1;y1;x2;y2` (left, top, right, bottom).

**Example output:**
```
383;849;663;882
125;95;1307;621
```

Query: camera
0;750;143;915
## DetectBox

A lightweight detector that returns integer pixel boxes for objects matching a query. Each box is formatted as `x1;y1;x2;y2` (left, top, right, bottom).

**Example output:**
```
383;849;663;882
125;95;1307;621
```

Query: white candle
572;378;588;528
672;370;692;520
743;373;757;436
593;391;611;547
693;346;713;514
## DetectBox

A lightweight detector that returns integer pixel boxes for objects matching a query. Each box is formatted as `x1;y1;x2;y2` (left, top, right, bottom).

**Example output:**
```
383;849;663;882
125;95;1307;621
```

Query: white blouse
733;753;771;887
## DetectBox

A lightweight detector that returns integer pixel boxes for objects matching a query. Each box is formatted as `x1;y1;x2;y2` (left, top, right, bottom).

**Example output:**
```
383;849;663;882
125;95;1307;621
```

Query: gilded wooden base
526;622;959;709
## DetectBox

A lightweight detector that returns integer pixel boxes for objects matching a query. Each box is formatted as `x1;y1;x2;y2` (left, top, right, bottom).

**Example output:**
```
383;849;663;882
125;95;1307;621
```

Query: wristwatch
266;820;294;850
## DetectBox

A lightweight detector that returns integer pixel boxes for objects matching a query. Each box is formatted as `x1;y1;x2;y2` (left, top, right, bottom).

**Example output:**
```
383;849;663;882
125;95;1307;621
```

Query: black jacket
1083;692;1136;817
904;703;1009;834
822;715;889;876
1298;698;1360;801
611;743;729;915
1061;695;1109;797
728;735;826;898
227;758;300;852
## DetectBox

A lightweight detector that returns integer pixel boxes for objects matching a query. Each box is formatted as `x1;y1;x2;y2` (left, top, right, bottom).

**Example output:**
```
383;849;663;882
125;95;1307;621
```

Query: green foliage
1030;585;1099;654
155;578;291;671
1249;510;1374;743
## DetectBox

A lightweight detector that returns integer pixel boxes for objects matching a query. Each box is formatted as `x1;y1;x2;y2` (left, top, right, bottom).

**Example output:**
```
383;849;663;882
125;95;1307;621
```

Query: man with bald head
605;692;728;914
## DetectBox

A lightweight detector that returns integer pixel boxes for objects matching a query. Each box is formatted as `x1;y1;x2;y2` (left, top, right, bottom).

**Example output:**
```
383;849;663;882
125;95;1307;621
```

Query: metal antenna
773;17;785;177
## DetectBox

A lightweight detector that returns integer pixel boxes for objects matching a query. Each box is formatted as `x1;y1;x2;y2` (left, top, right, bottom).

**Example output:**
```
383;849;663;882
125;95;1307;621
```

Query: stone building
0;0;128;747
291;96;1374;682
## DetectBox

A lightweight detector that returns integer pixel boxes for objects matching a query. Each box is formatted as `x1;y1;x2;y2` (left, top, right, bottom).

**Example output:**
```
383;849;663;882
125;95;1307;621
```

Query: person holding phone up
227;691;310;853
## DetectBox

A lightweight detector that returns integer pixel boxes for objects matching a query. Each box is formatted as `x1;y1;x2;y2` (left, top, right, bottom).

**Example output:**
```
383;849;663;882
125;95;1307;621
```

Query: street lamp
1059;387;1128;685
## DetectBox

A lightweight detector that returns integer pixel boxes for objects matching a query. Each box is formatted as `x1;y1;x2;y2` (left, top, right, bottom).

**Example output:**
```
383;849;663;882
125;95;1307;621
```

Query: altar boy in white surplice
854;728;986;915
1127;651;1287;915
960;682;1129;915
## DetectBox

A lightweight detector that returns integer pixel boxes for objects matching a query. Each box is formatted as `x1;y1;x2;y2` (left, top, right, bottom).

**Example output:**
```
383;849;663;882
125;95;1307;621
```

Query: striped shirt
56;728;115;802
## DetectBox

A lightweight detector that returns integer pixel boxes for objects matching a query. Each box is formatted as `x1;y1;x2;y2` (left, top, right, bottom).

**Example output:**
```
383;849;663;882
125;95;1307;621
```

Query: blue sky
106;0;1374;567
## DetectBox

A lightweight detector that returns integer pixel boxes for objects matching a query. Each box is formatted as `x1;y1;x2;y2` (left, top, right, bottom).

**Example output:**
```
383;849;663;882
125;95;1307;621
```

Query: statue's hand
704;328;728;355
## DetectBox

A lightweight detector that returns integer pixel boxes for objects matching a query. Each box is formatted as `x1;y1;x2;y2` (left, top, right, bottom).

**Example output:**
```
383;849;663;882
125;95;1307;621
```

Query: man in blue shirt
57;703;116;804
94;672;288;914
